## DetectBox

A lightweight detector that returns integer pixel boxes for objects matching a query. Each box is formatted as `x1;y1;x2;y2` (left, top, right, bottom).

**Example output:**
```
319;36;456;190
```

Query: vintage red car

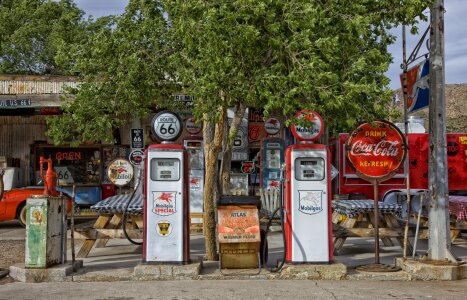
0;187;72;227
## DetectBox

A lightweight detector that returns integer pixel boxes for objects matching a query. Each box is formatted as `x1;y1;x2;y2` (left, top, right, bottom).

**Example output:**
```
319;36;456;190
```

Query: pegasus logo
157;192;173;203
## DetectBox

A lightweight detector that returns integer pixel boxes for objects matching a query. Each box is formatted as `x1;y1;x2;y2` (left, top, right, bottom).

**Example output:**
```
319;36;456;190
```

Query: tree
0;0;86;74
162;0;432;260
46;0;179;145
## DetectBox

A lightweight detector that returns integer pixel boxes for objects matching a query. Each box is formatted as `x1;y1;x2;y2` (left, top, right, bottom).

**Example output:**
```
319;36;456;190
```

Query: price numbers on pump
151;111;182;142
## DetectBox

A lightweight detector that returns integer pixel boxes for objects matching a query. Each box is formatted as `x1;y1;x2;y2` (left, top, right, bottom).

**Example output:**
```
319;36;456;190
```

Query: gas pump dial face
151;111;183;142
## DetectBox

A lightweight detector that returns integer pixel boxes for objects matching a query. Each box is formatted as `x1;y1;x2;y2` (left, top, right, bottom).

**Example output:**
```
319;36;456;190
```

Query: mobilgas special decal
189;177;201;191
298;190;323;215
156;220;173;236
152;191;177;216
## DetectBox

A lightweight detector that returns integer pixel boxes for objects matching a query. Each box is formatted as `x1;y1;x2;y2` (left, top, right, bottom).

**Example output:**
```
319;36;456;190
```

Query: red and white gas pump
284;110;333;263
143;111;190;264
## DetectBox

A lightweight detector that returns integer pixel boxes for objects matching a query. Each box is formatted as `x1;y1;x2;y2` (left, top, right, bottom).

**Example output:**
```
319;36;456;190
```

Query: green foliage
0;0;86;74
163;0;433;135
46;0;180;145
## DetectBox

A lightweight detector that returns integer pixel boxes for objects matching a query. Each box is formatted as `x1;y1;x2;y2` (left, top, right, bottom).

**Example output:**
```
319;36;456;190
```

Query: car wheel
17;202;27;228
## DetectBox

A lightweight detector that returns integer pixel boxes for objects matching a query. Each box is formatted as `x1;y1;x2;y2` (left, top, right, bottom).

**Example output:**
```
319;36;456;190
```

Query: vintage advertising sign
298;190;323;215
264;118;281;135
152;191;177;216
107;158;134;186
185;117;202;135
129;149;144;166
240;161;255;174
290;110;324;142
151;110;182;142
400;59;430;113
130;128;144;149
346;120;407;182
218;206;260;243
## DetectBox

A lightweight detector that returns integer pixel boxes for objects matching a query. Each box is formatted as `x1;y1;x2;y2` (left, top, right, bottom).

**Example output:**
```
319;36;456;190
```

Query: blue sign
400;59;430;113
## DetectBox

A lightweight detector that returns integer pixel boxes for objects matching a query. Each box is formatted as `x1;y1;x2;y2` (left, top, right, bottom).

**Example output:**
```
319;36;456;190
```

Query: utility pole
427;0;457;262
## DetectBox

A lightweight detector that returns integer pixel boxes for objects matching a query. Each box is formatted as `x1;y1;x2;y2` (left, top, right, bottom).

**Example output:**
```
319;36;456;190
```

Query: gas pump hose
122;171;143;245
121;187;143;245
262;201;286;273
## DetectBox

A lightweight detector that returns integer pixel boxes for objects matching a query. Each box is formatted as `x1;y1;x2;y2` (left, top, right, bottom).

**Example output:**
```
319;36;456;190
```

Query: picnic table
75;193;144;258
331;200;413;255
74;193;205;258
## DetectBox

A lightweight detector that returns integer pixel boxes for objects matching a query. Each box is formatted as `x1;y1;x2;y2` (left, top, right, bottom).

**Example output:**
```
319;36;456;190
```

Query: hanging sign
131;128;144;149
346;120;407;182
264;117;281;135
151;110;182;142
400;59;430;113
290;110;324;142
240;161;255;174
185;117;202;135
107;158;134;187
129;149;144;166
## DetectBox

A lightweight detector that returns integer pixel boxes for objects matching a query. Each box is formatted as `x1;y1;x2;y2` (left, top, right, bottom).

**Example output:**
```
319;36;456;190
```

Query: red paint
0;188;72;224
333;133;467;200
346;121;406;181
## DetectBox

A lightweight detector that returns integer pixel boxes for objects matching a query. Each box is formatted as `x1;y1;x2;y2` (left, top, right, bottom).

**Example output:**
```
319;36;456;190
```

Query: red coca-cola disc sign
346;120;406;181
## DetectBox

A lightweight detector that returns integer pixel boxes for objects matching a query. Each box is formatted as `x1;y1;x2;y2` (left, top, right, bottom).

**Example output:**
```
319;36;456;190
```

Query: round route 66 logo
151;111;182;142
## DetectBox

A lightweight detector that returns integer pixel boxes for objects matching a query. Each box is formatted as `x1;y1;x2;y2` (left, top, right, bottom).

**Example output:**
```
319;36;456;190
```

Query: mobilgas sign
290;110;324;142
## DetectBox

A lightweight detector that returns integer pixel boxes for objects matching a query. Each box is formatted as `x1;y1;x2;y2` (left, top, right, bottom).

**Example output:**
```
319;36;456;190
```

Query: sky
74;0;467;90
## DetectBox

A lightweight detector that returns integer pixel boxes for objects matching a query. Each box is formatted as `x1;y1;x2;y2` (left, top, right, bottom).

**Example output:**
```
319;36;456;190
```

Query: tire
17;202;27;228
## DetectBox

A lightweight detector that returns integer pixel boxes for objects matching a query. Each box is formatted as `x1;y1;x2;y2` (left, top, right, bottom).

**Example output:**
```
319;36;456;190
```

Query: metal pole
373;182;380;264
401;25;412;260
71;185;76;271
413;191;425;259
427;0;457;262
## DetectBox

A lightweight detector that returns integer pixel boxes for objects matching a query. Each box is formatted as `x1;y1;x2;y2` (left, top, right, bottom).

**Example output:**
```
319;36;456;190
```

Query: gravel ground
0;240;24;285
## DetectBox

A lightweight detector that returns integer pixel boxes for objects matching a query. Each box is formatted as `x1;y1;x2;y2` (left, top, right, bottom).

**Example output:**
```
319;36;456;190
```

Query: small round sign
346;120;407;182
185;117;202;135
264;118;281;135
129;149;144;166
151;110;182;142
290;110;324;142
107;158;134;187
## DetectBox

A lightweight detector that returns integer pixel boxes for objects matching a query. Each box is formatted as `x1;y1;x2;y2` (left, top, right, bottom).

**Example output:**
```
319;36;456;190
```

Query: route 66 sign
151;111;182;142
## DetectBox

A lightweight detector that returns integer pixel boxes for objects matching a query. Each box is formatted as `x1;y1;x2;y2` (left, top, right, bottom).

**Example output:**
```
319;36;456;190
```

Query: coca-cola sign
290;110;324;142
346;121;406;181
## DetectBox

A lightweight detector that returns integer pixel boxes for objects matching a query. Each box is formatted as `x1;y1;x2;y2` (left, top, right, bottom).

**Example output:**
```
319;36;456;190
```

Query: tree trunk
220;102;247;195
202;107;226;261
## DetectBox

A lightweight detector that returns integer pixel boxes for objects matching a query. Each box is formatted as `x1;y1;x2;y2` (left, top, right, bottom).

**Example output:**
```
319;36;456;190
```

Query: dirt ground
0;240;24;285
